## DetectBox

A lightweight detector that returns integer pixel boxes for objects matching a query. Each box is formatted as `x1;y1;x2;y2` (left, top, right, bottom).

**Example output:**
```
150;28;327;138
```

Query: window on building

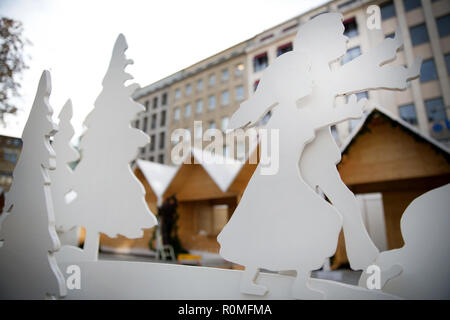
209;74;216;86
144;100;149;111
158;154;164;164
197;79;203;91
403;0;421;11
150;134;155;151
343;18;358;38
420;59;438;82
236;85;244;101
425;98;447;122
142;117;148;132
159;132;165;149
341;46;361;65
235;63;244;76
162;92;168;105
151;114;157;129
437;14;450;38
208;95;216;110
209;121;216;129
380;1;396;20
175;88;181;100
186;84;192;96
160;110;166;126
276;42;293;57
445;53;450;75
140;147;145;155
254;80;260;92
196;99;203;114
185;104;191;118
174;107;180;121
253;52;268;72
221;69;229;82
399;103;418;125
149;156;154;162
221;117;229;132
221;90;229;106
410;24;429;46
153;97;158;109
135;119;140;129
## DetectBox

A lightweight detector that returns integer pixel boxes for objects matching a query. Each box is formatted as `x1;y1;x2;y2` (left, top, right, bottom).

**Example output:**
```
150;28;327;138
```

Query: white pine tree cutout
51;99;80;233
67;34;157;261
0;71;67;299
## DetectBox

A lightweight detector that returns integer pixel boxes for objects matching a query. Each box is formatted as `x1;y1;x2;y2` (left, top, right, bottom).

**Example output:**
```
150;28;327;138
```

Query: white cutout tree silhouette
0;70;66;299
67;34;157;261
50;100;80;234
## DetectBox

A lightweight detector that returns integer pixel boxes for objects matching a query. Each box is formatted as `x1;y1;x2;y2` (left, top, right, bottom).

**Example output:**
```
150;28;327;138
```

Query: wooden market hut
99;146;258;256
332;107;450;267
160;147;258;253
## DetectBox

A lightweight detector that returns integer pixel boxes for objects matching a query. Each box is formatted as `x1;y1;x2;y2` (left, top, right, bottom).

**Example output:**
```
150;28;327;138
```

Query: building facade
134;43;248;165
133;72;179;164
0;135;22;192
245;0;450;146
134;0;450;165
165;42;248;164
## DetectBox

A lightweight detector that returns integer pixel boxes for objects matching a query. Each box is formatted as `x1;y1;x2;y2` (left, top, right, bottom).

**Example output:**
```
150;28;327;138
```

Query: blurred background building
133;0;450;165
0;135;22;192
133;42;248;164
118;0;450;271
2;0;448;275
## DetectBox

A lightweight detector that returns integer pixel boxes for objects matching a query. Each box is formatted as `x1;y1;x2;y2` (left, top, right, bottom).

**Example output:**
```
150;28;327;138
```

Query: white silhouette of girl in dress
218;12;420;299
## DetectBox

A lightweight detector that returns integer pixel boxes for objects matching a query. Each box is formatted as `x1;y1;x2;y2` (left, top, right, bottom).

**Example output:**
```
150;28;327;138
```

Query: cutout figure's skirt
218;165;342;271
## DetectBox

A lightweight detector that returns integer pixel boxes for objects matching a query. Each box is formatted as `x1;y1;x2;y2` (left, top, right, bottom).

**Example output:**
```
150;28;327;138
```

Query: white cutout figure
61;34;157;261
220;13;358;300
50;100;81;245
0;71;67;299
300;22;421;272
359;184;450;299
219;13;421;299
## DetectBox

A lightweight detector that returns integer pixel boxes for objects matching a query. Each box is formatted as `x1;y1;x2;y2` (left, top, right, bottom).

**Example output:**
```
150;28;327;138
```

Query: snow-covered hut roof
136;159;179;199
340;106;450;155
188;147;246;193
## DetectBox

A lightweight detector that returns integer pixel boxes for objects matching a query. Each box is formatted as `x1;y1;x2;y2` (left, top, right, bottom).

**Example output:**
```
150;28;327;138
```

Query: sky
0;0;329;139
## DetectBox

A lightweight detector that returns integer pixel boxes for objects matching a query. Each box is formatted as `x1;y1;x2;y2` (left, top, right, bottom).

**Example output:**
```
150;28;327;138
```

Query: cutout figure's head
294;12;347;64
